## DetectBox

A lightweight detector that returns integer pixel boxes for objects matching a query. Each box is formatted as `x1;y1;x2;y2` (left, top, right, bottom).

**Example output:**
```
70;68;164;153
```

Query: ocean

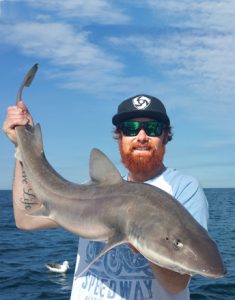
0;189;235;300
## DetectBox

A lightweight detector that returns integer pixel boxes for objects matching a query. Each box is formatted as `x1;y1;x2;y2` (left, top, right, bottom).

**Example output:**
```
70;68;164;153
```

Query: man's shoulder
147;168;200;195
163;167;197;181
148;168;208;228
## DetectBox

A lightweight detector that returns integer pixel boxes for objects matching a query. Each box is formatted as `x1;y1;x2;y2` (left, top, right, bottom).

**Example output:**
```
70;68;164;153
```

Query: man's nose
137;129;149;142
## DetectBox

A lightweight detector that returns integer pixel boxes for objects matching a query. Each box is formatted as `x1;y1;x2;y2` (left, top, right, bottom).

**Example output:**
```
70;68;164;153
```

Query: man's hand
2;101;33;146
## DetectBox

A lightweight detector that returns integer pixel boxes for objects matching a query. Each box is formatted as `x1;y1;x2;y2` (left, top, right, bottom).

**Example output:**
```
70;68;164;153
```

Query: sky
0;0;234;189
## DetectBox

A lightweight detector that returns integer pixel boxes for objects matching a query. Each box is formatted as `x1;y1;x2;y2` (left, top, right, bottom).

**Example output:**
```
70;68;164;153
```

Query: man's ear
163;131;169;145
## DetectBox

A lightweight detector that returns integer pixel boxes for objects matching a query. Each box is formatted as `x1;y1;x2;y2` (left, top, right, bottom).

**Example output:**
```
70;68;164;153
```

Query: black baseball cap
112;94;170;126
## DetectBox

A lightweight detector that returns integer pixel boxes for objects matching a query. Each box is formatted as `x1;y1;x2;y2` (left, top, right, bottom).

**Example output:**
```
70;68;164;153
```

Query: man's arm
12;159;58;230
3;101;58;230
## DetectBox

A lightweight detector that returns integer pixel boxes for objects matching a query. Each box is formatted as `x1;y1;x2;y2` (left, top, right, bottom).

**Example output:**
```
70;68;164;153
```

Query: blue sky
0;0;234;189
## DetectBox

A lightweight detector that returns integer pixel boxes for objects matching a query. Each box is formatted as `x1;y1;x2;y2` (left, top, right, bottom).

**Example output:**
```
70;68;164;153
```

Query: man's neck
128;164;166;183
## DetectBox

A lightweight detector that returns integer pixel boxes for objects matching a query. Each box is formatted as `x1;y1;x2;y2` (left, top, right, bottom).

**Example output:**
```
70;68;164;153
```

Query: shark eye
173;239;183;250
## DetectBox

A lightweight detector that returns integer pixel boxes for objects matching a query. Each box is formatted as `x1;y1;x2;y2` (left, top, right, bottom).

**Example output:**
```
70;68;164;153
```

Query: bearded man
71;95;208;300
3;94;208;300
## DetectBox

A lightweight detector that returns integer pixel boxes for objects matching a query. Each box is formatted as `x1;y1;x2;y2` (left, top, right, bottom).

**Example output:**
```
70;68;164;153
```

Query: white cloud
109;0;235;100
108;0;235;132
29;0;130;24
147;0;235;33
145;0;235;87
0;21;122;70
1;1;234;107
0;20;159;95
109;32;235;99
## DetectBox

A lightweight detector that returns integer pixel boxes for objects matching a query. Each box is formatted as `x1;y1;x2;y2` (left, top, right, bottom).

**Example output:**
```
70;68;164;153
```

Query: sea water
1;189;235;300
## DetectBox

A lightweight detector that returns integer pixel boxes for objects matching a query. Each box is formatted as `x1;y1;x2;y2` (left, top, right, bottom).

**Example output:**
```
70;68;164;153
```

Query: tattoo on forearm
22;188;38;210
21;167;38;210
22;169;28;185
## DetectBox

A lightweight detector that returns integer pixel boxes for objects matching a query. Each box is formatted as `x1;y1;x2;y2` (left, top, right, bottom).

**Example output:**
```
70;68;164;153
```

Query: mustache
130;141;154;151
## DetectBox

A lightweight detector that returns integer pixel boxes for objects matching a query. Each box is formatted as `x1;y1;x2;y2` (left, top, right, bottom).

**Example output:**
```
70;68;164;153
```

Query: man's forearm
12;159;58;230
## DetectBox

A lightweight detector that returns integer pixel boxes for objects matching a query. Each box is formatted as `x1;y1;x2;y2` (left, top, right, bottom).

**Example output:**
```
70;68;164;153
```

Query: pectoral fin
75;233;127;278
26;204;50;217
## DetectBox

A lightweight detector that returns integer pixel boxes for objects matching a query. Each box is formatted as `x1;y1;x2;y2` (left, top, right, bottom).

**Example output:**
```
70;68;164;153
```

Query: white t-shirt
71;168;209;300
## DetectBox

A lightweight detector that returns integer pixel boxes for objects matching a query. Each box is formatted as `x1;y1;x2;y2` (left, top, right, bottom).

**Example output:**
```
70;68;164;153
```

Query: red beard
119;140;165;181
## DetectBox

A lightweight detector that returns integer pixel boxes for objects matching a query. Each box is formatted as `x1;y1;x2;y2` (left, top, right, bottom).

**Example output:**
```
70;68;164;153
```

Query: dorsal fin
89;148;122;185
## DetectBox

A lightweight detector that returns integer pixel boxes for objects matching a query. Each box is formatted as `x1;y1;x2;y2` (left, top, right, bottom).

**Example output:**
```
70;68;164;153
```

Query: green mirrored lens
124;121;141;130
120;121;163;137
121;121;140;136
144;122;163;136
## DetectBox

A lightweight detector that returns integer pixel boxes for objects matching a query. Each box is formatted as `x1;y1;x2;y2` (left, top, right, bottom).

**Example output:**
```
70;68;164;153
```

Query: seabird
46;260;69;273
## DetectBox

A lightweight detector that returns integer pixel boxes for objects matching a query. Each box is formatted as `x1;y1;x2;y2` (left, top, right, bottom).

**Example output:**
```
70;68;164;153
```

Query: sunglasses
119;121;165;137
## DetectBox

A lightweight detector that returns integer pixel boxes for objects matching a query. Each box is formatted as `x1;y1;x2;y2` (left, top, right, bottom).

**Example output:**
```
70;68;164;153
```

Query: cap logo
132;96;151;110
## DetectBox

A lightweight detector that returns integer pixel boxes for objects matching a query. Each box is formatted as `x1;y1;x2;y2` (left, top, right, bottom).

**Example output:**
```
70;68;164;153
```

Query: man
3;94;208;300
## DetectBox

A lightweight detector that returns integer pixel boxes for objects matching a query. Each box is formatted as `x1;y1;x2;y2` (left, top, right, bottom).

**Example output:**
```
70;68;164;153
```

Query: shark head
130;211;226;278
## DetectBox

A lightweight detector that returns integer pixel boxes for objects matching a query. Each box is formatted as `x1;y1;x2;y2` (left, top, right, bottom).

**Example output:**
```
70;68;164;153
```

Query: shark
14;64;226;278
